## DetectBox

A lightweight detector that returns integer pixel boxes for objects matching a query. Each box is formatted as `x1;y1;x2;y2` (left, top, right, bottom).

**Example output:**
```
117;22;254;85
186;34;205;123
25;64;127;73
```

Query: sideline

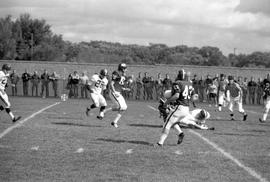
147;104;269;182
0;102;60;139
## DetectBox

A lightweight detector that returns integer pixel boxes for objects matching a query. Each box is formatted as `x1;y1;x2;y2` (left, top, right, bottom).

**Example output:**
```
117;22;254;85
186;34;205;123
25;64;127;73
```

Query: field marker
189;129;269;182
75;148;84;153
31;146;39;151
174;150;183;155
0;102;60;140
147;104;269;182
126;149;133;154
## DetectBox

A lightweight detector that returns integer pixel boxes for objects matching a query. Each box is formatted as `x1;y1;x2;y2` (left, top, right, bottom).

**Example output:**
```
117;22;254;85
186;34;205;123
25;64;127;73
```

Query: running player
86;69;108;120
259;81;270;123
225;75;248;121
0;64;21;122
155;69;195;146
109;63;129;128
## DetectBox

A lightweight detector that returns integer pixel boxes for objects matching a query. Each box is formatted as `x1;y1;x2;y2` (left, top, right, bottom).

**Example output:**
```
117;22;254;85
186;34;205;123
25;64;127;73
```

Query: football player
155;69;195;147
109;63;129;128
259;81;270;123
179;109;214;130
86;69;108;120
225;75;248;121
0;64;21;123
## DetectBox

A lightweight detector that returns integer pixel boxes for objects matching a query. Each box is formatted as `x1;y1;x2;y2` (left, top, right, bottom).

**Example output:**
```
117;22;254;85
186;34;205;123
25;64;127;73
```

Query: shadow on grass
48;116;83;120
97;138;152;146
213;132;262;137
51;122;103;128
128;124;162;128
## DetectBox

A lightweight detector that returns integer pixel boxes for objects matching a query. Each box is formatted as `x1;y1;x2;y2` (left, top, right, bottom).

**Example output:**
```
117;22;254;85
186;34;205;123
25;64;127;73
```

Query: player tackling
0;64;21;122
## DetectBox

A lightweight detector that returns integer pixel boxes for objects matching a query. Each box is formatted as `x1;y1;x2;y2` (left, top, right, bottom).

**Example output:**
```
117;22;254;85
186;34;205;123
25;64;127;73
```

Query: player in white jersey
0;64;21;123
217;74;228;111
179;109;215;130
259;81;270;123
109;63;129;128
85;69;108;120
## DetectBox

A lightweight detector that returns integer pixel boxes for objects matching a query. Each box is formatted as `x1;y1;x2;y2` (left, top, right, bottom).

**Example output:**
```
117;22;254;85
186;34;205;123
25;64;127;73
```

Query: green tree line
0;14;270;67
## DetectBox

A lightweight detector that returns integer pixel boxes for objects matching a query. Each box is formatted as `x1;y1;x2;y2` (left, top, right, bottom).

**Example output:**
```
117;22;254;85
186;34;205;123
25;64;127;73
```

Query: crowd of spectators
7;68;270;106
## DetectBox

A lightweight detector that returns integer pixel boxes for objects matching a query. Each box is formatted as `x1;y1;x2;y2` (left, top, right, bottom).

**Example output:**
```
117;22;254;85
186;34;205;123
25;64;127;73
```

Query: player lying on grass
158;90;214;130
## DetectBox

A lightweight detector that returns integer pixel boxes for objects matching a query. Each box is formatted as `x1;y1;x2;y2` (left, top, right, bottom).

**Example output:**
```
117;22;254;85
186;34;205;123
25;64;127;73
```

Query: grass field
0;97;269;182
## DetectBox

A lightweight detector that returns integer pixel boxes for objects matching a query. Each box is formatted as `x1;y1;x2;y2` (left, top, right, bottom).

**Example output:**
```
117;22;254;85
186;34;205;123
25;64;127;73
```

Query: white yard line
0;102;60;139
147;104;269;182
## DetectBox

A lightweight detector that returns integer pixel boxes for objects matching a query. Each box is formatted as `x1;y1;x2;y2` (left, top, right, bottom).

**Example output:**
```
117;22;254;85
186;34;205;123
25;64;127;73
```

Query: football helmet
198;109;210;120
100;69;108;77
118;63;127;72
2;64;11;71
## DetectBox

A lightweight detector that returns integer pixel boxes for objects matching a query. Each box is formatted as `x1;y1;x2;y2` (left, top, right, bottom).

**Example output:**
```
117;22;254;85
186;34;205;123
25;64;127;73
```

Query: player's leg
236;98;248;121
218;92;224;111
0;92;21;122
228;97;235;120
86;93;99;116
260;98;270;123
97;94;107;120
110;94;127;127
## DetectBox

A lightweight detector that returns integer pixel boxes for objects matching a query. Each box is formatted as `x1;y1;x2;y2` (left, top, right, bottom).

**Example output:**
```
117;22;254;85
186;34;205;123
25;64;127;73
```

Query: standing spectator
207;77;218;107
257;78;264;105
198;76;205;102
163;74;172;91
248;77;257;104
241;77;248;105
135;72;143;100
192;74;199;95
71;71;80;98
50;71;60;97
205;74;213;103
142;72;150;100
21;69;31;96
146;76;154;100
217;74;228;111
259;77;270;123
31;71;40;97
10;70;20;96
40;69;50;98
126;75;135;100
155;73;163;100
80;71;89;99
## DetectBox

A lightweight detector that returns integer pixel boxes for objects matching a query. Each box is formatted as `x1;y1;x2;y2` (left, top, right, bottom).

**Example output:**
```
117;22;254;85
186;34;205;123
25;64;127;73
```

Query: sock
6;108;14;120
158;133;168;145
113;113;122;124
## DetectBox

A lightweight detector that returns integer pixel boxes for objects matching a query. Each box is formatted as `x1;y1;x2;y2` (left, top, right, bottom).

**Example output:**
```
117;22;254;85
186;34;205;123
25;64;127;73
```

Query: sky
0;0;270;55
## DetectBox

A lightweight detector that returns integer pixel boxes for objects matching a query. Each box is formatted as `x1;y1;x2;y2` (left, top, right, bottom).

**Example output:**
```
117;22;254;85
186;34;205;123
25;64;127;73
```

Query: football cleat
208;127;215;130
259;118;265;123
231;118;235;121
154;143;163;148
97;115;103;120
111;122;118;128
243;114;248;121
177;132;185;145
12;116;21;123
85;107;90;116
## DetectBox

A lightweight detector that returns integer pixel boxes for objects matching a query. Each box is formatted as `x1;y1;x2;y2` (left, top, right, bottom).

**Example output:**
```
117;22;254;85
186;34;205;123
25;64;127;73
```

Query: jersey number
182;85;193;99
119;77;125;85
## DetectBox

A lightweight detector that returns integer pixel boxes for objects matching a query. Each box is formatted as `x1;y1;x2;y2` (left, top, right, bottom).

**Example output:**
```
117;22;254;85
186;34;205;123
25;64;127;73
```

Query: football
164;90;172;99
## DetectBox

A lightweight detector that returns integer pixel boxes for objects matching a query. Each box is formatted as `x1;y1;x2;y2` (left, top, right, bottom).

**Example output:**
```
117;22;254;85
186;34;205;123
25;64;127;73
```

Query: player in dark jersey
155;69;196;147
109;63;129;128
259;81;270;123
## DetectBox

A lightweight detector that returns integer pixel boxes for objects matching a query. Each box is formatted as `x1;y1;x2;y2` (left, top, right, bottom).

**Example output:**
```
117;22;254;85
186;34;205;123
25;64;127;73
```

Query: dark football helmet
118;63;127;72
2;64;11;71
100;69;108;77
